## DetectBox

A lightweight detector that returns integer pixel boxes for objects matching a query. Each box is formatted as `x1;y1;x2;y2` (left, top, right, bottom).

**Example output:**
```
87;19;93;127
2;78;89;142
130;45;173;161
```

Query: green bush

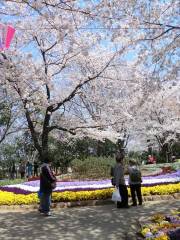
71;157;115;179
0;179;24;187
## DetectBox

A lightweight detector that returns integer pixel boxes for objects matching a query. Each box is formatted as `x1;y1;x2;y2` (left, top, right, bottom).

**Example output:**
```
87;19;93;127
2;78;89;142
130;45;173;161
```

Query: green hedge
71;157;115;179
0;179;24;187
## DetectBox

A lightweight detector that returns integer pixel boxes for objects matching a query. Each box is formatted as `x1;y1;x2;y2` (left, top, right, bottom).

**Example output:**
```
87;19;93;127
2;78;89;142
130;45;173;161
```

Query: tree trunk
24;109;43;160
160;143;170;163
40;108;52;162
41;128;49;162
117;138;125;157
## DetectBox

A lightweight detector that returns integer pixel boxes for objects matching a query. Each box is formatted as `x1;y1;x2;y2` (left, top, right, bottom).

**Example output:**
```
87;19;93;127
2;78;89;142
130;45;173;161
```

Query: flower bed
1;170;179;194
0;183;180;206
140;210;180;240
0;170;179;205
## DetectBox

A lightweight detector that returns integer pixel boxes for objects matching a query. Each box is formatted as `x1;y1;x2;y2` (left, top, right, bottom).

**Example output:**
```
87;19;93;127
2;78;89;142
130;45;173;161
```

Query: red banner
0;23;15;50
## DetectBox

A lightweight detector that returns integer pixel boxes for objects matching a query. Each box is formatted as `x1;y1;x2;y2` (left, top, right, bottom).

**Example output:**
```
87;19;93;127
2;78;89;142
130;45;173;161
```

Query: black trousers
130;184;142;205
117;184;128;207
20;172;25;179
34;169;38;176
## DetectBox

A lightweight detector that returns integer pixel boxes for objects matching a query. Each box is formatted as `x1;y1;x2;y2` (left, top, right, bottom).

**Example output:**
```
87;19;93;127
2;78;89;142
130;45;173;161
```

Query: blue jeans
27;169;32;178
39;192;51;213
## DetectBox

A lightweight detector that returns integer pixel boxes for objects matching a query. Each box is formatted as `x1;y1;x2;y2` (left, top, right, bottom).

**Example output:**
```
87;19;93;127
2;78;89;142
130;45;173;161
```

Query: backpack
130;168;142;182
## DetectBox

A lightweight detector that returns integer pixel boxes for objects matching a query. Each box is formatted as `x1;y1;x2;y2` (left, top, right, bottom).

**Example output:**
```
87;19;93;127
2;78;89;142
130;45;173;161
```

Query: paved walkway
0;200;179;240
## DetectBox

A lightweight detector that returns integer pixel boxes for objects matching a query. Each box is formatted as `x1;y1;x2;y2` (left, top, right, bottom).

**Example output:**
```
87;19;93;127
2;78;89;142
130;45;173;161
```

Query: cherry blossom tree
0;0;134;161
131;81;180;160
0;0;179;160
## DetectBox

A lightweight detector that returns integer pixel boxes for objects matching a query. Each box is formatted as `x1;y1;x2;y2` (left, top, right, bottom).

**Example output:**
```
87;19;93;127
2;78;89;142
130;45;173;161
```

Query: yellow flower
151;214;165;223
141;183;180;196
0;182;179;205
154;233;169;240
141;227;151;236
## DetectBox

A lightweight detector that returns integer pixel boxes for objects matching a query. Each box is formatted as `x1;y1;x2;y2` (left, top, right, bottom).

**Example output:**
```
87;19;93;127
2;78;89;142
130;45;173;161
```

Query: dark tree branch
155;135;164;148
124;134;130;148
51;52;118;112
0;104;24;143
48;125;76;135
44;41;57;53
143;21;180;40
52;51;81;77
154;110;164;125
49;122;121;136
70;125;103;131
0;109;12;143
145;27;175;40
10;80;42;157
144;21;180;29
33;36;57;100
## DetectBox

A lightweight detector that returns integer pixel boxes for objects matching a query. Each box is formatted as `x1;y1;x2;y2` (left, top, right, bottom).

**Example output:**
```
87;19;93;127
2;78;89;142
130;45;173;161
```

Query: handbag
112;188;121;202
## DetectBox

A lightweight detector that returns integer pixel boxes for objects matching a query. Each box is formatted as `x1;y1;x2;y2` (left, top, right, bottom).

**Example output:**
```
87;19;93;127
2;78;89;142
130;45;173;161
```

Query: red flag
5;25;15;49
0;23;15;50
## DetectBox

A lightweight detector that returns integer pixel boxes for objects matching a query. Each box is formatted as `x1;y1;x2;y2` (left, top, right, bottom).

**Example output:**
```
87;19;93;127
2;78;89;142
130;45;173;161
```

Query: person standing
12;163;16;179
171;155;176;163
128;160;143;206
26;161;33;178
19;162;26;179
113;152;129;208
9;163;16;179
39;157;56;216
33;161;39;176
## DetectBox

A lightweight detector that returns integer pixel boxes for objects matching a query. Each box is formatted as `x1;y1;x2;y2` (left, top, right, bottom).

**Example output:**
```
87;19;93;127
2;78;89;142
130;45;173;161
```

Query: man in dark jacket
39;157;56;216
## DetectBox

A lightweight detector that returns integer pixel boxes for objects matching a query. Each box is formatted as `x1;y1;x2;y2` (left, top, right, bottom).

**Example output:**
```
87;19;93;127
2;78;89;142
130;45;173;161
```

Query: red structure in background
147;155;156;164
0;23;15;50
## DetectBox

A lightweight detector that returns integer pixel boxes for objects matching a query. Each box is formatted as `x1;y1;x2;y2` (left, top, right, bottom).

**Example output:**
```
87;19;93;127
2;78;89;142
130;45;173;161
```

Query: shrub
71;157;115;179
0;179;24;187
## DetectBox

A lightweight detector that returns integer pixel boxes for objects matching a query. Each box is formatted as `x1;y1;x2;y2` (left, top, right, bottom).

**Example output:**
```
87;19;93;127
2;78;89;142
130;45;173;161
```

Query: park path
0;200;179;240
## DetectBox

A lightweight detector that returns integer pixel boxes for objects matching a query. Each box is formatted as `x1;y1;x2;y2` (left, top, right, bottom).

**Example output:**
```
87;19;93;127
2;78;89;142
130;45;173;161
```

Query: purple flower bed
0;187;31;195
0;181;179;195
0;170;179;195
23;179;111;187
22;170;180;187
